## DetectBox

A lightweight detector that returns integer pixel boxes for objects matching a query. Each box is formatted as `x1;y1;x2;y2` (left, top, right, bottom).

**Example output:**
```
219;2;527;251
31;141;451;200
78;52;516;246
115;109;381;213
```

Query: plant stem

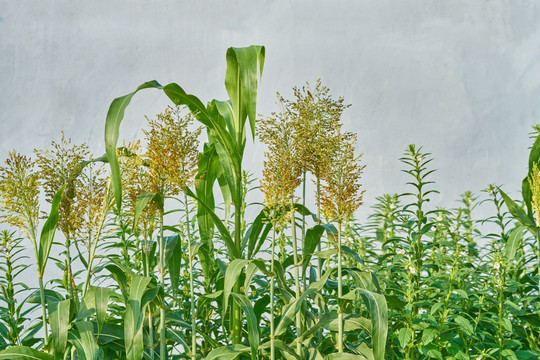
270;225;276;360
145;250;155;360
301;172;306;290
82;214;107;297
65;234;75;300
29;226;48;348
316;176;323;344
159;214;166;360
337;221;343;353
185;192;197;360
38;274;48;347
291;200;302;355
232;170;243;344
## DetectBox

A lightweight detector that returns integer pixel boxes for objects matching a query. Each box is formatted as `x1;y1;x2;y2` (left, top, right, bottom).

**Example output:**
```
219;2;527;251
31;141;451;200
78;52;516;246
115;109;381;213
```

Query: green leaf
505;225;525;261
196;144;220;243
185;187;238;259
454;315;473;335
421;328;438;345
302;225;325;275
356;289;388;360
104;80;162;211
295;311;337;342
275;269;332;336
222;259;250;323
224;46;265;143
0;346;54;360
93;286;110;333
325;354;370;360
167;235;183;296
231;293;259;360
71;321;99;360
498;187;536;232
38;184;65;276
124;275;151;360
246;208;272;259
328;313;371;334
48;299;70;359
133;192;164;230
244;262;259;296
204;344;250;360
398;327;412;348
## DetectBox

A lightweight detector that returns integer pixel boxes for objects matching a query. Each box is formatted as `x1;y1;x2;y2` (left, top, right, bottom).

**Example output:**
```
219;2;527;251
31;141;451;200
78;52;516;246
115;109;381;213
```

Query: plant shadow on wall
0;46;538;360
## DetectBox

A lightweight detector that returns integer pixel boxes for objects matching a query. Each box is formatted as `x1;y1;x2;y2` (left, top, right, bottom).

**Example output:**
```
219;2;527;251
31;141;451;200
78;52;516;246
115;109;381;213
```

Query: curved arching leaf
0;346;54;360
231;293;259;359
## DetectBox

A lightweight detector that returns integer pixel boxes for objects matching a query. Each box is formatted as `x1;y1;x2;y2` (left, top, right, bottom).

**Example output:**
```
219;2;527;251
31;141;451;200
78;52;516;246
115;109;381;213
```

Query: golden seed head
143;106;201;196
259;109;302;227
320;131;365;222
287;79;350;178
75;161;113;252
34;133;89;237
0;151;40;240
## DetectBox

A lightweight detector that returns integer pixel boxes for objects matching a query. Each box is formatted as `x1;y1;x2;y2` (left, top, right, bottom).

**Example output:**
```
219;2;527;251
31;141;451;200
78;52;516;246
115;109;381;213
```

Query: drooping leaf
275;269;332;336
302;225;325;275
133;192;164;231
204;344;250;360
0;346;54;360
104;80;162;211
222;259;250;323
246;208;272;259
342;288;388;360
185;187;238;259
231;293;259;360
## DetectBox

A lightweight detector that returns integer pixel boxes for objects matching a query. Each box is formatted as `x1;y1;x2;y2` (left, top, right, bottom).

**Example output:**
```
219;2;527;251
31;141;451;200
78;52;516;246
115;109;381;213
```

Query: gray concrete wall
1;0;540;220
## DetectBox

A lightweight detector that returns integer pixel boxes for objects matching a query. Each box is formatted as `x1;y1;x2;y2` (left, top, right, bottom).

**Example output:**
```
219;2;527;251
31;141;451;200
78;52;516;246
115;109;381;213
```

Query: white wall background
1;0;540;221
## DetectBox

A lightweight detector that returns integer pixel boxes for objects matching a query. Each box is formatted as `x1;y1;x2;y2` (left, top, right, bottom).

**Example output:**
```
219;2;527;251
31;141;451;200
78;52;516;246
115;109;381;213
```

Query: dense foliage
0;46;538;360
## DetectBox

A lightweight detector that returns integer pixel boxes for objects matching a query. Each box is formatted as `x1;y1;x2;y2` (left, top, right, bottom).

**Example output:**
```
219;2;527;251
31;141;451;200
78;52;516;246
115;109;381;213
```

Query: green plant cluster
0;46;538;360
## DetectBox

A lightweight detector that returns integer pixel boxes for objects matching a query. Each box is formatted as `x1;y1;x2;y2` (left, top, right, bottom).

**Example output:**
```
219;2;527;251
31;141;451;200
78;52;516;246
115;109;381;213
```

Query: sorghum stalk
291;199;302;354
159;213;166;360
337;221;344;353
301;173;307;290
185;192;197;360
145;251;155;360
232;175;243;344
81;210;108;297
270;225;276;360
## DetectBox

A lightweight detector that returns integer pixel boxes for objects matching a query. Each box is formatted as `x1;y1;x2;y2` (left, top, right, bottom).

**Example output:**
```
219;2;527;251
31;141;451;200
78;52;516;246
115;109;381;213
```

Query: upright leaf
38;184;65;276
124;275;151;360
49;299;70;359
71;321;99;360
224;46;265;142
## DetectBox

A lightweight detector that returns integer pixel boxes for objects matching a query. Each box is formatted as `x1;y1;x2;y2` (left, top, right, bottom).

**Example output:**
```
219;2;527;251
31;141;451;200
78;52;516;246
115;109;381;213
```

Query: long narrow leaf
38;184;65;276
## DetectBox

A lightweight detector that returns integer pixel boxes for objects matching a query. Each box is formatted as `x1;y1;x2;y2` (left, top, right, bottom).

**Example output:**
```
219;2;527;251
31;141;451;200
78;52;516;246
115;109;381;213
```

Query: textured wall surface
1;1;540;220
